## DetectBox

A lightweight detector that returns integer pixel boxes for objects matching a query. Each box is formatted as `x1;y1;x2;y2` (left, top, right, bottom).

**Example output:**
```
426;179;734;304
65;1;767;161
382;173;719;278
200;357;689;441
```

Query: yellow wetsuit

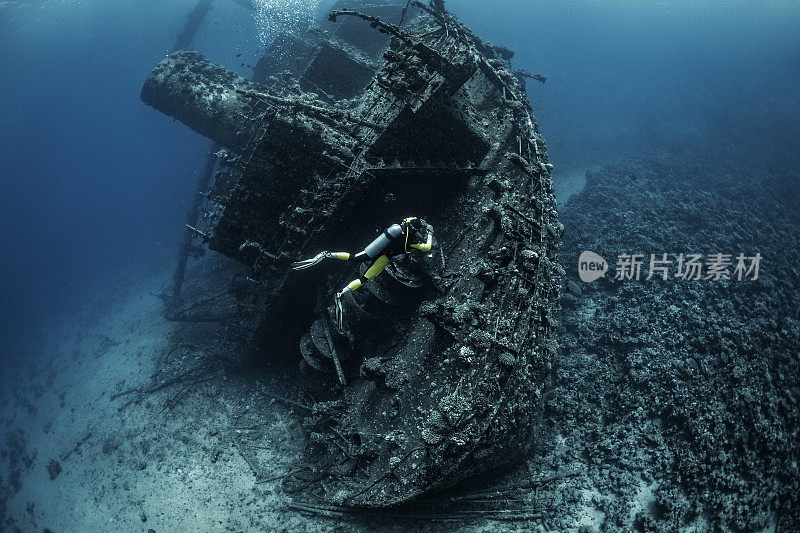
335;217;433;295
291;217;433;332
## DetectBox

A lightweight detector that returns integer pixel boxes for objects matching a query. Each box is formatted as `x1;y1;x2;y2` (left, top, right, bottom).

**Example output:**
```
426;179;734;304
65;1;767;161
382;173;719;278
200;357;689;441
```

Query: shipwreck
141;0;561;508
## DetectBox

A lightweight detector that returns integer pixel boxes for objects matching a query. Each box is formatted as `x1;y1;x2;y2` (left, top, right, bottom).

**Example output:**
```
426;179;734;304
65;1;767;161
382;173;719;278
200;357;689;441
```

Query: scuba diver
292;217;433;332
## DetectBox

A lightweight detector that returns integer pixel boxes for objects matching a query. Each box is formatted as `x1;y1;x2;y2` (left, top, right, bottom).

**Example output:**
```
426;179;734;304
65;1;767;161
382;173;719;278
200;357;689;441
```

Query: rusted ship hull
141;1;560;507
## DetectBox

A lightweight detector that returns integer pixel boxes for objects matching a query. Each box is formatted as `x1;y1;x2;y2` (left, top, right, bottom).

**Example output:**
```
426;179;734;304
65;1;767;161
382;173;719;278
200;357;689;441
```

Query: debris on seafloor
141;0;561;509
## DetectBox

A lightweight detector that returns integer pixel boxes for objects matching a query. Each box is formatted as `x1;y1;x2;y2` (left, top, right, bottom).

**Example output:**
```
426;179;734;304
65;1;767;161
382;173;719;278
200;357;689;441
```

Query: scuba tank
364;224;403;258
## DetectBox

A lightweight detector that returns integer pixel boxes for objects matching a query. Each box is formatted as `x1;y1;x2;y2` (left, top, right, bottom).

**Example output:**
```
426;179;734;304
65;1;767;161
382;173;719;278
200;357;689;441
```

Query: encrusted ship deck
141;0;561;508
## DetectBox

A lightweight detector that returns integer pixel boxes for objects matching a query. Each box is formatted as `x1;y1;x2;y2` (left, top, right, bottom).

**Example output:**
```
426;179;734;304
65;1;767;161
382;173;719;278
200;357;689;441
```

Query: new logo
578;251;608;282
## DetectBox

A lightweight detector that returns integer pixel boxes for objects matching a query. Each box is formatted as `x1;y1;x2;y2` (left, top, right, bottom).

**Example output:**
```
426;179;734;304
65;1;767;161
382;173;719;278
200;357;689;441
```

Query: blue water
455;0;800;168
1;0;798;371
0;0;261;366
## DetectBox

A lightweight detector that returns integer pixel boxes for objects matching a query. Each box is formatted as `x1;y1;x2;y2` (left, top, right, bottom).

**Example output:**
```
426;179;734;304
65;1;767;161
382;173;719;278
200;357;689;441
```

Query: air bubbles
253;0;323;46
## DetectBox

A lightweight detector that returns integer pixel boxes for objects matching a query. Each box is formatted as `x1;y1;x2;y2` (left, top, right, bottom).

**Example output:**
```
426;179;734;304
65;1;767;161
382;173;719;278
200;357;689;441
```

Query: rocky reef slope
541;152;800;531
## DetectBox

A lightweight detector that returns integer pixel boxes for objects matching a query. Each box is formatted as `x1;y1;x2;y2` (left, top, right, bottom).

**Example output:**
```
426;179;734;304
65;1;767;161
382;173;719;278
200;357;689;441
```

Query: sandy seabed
1;260;362;532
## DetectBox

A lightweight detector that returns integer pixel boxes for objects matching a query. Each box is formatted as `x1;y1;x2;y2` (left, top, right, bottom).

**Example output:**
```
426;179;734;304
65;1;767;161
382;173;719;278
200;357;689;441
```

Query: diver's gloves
291;251;332;270
334;292;344;332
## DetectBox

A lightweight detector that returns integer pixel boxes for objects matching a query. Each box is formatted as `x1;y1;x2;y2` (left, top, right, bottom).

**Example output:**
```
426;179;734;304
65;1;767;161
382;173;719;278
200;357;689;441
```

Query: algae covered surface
544;152;800;531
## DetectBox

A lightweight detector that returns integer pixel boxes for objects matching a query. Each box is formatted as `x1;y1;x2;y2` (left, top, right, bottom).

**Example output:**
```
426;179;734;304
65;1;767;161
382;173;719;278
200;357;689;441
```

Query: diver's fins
335;292;344;332
291;251;329;270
